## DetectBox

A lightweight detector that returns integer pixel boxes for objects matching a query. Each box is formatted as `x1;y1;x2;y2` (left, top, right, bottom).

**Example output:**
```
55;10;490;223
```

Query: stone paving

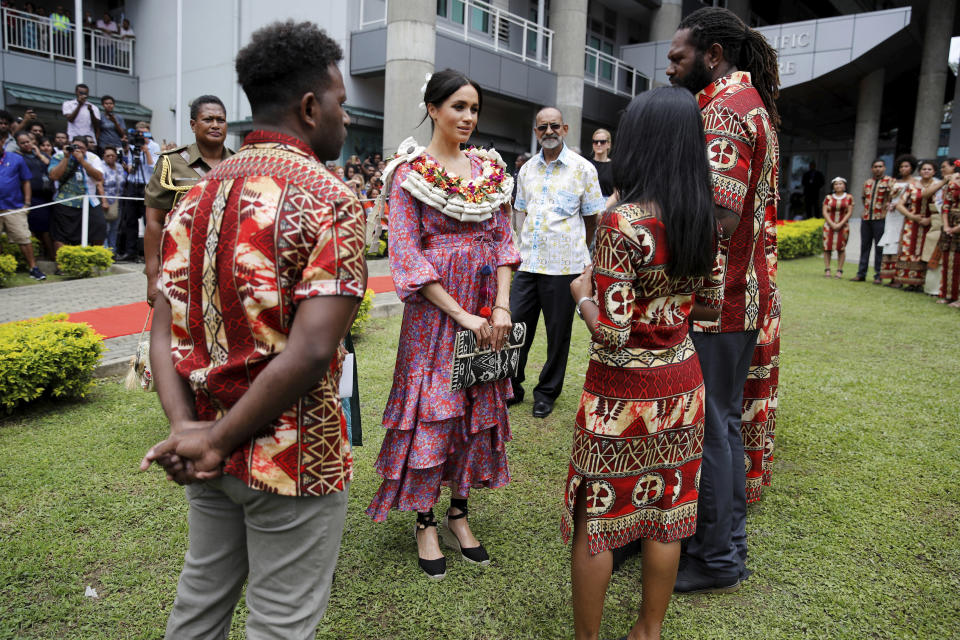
1;257;400;376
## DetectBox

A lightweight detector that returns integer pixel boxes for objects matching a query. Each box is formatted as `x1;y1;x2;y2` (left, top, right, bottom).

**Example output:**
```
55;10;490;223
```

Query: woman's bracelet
492;304;511;316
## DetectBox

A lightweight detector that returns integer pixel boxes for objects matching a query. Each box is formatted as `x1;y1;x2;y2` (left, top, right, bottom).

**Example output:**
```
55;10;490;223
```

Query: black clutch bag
449;322;527;391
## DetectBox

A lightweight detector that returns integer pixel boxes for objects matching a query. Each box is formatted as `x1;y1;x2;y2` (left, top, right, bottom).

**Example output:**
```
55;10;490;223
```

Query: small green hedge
0;254;16;286
351;288;376;335
778;218;824;260
56;245;114;277
0;313;105;412
0;233;42;270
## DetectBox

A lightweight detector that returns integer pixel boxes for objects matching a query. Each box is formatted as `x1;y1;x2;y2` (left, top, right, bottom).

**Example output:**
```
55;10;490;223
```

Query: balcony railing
1;7;135;75
357;0;553;69
584;45;648;98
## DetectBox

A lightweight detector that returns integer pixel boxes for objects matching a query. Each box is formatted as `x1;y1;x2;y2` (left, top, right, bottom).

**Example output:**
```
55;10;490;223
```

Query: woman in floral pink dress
366;70;520;580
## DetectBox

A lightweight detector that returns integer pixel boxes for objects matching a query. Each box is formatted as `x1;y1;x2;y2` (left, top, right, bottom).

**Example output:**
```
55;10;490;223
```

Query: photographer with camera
98;95;126;154
62;84;101;147
116;123;157;261
47;136;106;254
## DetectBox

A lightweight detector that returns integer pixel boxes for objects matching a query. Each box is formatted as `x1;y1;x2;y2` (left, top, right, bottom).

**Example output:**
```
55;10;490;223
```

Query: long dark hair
419;68;483;127
679;7;781;129
612;87;715;279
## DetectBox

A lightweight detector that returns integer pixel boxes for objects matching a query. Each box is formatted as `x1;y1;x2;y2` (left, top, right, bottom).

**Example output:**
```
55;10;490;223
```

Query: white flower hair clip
417;72;433;110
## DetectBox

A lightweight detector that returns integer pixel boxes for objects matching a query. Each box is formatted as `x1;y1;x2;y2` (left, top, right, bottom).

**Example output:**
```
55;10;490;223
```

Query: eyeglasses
592;139;609;144
535;123;563;132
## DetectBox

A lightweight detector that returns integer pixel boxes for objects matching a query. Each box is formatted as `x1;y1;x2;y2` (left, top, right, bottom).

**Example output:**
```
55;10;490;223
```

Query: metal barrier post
81;195;89;246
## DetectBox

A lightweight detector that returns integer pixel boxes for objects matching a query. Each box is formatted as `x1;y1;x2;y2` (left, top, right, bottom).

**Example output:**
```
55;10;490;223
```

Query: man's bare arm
142;294;363;472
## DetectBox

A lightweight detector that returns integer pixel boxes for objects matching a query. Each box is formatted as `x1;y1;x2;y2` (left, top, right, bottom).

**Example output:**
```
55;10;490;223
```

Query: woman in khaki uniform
143;95;234;304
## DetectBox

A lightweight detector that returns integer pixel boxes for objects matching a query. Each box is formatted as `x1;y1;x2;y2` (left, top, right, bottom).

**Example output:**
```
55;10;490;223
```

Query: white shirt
62;99;101;143
513;144;605;275
96;19;118;33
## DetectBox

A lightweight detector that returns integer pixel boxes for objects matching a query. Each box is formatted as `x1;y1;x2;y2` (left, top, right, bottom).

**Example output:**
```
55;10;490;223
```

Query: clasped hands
139;419;228;485
459;306;512;351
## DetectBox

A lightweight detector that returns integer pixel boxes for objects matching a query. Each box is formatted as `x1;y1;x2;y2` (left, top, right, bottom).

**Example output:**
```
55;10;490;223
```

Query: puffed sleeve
387;163;441;301
591;209;645;351
493;203;521;268
705;106;754;217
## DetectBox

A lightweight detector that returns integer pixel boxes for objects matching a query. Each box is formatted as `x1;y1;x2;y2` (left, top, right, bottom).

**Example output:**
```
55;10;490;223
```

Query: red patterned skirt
742;289;780;503
895;219;929;287
822;223;849;253
561;339;704;554
939;233;960;301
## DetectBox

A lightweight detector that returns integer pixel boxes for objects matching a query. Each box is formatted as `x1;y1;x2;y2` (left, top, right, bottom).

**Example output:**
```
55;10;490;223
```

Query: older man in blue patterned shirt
510;106;605;418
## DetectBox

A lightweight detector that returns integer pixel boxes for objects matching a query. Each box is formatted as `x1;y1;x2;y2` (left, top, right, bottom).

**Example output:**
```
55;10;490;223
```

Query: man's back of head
235;20;347;162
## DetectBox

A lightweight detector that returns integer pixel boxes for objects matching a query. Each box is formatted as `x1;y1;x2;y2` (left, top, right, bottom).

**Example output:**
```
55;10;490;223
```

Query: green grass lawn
1;256;958;639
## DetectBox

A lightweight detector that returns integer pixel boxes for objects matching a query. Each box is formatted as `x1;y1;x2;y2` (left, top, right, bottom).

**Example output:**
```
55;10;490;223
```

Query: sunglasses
592;139;609;144
535;123;563;133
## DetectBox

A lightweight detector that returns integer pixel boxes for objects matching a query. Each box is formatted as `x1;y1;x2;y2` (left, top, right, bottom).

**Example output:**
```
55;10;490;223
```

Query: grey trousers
684;330;758;580
165;475;349;640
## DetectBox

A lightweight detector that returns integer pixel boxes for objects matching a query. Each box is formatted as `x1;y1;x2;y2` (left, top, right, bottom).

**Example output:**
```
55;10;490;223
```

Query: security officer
143;95;233;304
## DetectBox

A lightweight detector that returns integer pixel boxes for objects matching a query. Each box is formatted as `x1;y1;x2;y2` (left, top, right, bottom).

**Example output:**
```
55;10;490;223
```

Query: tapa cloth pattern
160;130;365;497
561;203;723;554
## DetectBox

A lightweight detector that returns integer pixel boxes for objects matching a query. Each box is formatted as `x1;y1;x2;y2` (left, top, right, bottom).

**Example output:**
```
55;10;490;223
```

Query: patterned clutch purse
450;322;527;391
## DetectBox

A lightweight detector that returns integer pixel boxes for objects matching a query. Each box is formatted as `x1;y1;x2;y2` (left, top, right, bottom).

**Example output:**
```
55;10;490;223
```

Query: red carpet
67;275;397;339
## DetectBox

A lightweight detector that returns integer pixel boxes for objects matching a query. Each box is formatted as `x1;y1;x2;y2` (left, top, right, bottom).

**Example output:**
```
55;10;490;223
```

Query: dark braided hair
679;7;781;129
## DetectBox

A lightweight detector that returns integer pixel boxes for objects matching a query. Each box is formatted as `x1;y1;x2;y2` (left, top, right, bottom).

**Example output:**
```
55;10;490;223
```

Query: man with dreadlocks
666;6;780;594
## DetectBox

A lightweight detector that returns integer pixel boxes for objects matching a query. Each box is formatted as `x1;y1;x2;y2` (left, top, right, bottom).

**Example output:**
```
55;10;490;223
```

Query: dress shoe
850;275;866;282
506;395;523;407
674;567;741;594
532;401;553;418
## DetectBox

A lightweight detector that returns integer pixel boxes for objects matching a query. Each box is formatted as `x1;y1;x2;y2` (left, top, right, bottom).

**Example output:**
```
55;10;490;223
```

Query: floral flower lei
409;148;508;205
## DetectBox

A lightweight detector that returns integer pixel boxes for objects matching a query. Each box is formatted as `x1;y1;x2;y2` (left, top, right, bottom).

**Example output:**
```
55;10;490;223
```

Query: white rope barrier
1;193;382;247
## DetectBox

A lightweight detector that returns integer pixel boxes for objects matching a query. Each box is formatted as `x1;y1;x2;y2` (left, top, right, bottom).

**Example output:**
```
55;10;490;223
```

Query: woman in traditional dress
895;160;934;291
564;87;722;640
939;164;960;307
878;154;917;286
919;158;956;296
821;177;853;278
366;70;520;580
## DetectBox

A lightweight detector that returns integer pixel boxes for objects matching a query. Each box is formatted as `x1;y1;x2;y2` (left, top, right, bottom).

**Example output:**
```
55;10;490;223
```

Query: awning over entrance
3;82;152;120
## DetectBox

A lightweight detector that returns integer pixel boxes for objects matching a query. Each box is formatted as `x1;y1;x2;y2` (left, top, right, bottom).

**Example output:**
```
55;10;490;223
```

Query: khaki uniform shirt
144;142;235;212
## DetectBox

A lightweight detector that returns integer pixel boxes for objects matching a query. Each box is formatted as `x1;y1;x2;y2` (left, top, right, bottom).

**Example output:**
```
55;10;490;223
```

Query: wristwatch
575;296;594;318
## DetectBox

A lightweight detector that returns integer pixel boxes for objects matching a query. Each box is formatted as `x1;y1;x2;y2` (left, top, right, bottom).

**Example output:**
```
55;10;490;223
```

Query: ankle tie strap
416;509;437;529
448;498;469;520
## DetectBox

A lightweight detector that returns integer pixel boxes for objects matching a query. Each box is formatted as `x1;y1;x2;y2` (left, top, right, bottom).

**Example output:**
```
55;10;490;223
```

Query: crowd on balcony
1;2;135;72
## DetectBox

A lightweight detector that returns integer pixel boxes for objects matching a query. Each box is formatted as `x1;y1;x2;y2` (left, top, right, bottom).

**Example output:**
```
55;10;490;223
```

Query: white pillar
649;0;682;42
550;0;588;151
74;0;82;83
847;68;884;263
910;0;955;159
175;0;183;146
382;0;435;155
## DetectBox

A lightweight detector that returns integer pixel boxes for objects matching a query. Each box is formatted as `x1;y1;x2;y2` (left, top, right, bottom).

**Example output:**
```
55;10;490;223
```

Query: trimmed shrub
0;233;42;271
56;245;114;277
0;313;105;412
0;254;16;286
351;288;376;335
778;218;824;260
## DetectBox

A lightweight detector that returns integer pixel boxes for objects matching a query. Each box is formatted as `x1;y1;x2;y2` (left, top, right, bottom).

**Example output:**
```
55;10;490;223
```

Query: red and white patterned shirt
159;130;366;497
861;176;895;221
694;71;779;334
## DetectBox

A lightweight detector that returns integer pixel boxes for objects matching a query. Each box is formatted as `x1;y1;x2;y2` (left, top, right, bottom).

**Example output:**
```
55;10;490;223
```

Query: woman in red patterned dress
895;160;934;291
821;177;852;278
564;87;722;640
366;70;520;580
940;169;960;307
